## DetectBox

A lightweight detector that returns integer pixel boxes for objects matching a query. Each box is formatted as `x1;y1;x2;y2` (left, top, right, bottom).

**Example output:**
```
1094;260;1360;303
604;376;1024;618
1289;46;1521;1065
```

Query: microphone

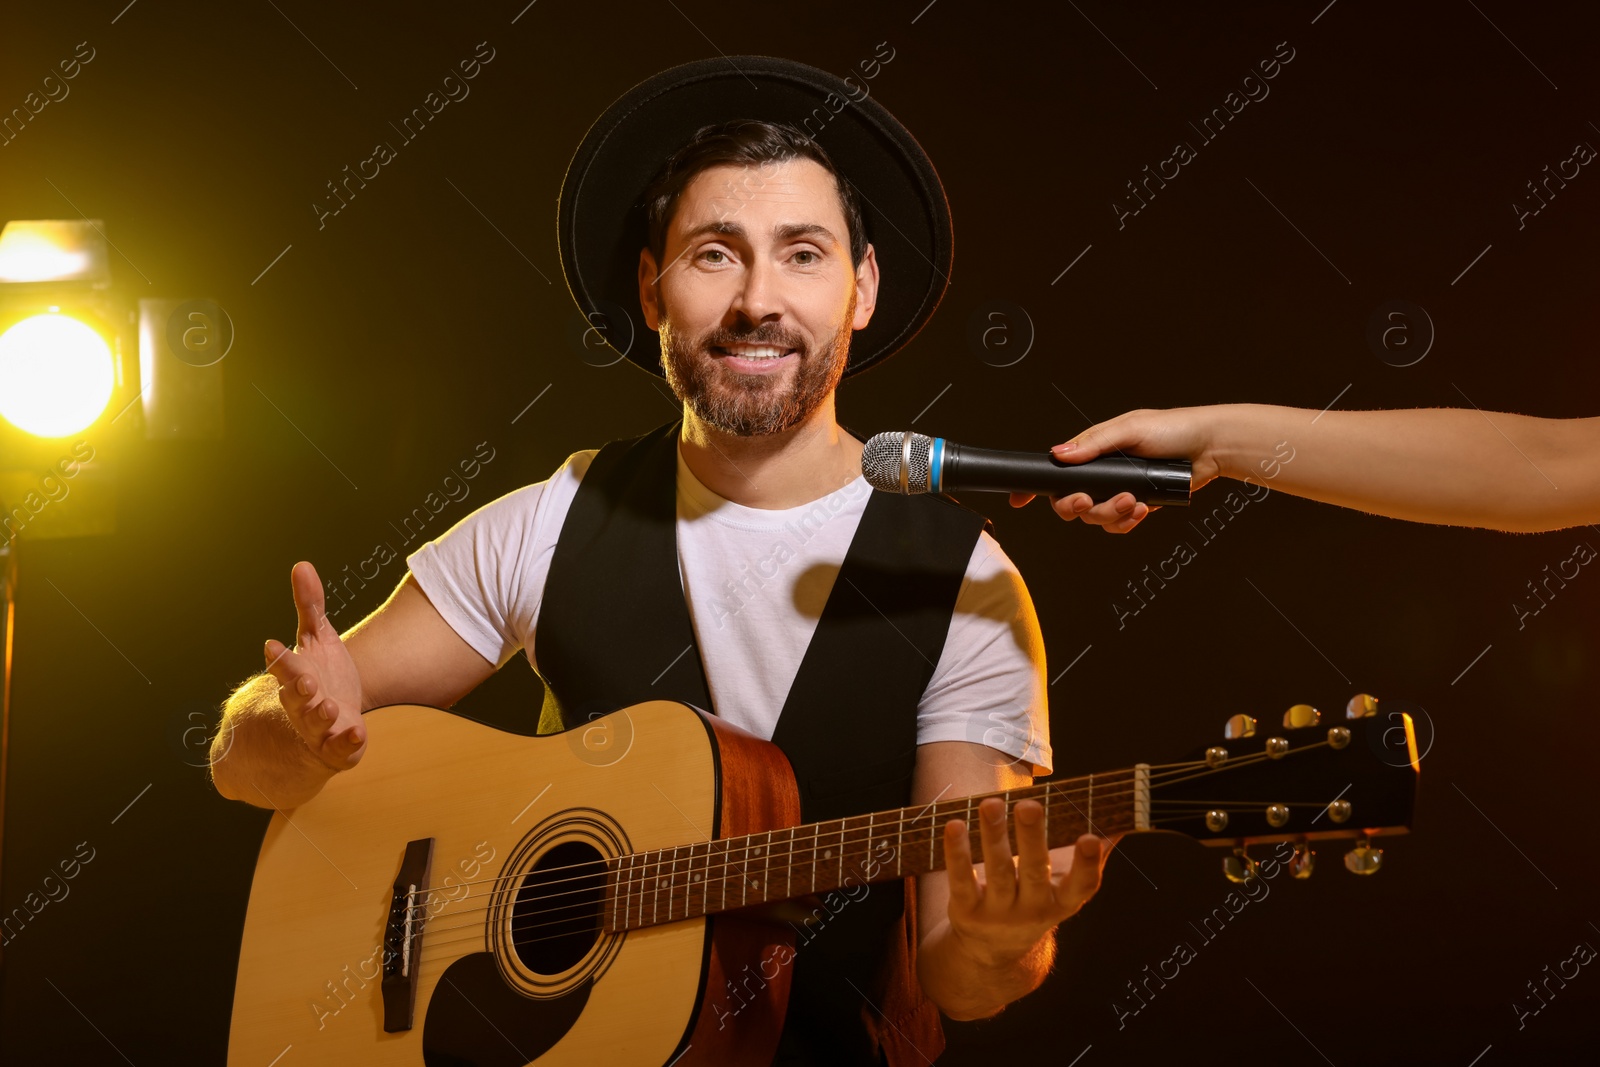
861;431;1192;506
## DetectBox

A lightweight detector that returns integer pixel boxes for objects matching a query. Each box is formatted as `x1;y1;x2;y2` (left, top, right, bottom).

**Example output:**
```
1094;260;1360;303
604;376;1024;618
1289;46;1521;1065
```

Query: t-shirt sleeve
405;450;595;670
917;530;1053;776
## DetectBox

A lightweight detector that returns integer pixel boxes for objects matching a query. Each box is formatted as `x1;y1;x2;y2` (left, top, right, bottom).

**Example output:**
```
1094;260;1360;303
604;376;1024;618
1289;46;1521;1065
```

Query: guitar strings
415;775;1150;916
411;742;1302;908
415;781;1341;959
411;781;1149;956
407;751;1256;904
410;745;1321;952
411;784;1360;961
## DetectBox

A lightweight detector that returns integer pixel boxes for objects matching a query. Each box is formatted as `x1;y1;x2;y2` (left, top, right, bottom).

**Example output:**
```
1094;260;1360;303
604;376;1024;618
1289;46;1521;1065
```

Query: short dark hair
642;118;869;270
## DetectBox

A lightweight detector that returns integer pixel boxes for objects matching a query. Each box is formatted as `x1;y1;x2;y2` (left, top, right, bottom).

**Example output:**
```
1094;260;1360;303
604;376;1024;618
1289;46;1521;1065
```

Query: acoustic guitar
227;696;1420;1066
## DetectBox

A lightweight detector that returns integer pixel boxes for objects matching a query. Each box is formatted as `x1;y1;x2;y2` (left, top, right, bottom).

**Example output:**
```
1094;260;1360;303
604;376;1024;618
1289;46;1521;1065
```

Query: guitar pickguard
422;953;590;1067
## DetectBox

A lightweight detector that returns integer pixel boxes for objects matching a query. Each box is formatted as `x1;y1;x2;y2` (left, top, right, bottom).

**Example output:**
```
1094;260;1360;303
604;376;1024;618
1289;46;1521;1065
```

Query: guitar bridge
382;838;434;1033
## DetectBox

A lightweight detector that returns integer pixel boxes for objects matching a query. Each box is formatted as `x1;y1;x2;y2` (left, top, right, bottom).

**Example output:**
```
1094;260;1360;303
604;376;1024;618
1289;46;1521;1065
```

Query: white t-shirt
407;444;1053;774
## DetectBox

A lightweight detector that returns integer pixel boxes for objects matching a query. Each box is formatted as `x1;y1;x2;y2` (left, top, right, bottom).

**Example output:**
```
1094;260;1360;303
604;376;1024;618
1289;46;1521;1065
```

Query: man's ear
852;243;880;332
638;247;662;332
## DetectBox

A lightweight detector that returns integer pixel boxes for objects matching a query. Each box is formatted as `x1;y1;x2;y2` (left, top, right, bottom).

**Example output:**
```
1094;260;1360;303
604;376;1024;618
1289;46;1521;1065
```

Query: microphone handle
939;441;1192;506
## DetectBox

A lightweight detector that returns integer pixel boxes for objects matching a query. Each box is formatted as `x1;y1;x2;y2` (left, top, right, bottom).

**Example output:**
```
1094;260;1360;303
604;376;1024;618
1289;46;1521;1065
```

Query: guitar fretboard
602;767;1148;932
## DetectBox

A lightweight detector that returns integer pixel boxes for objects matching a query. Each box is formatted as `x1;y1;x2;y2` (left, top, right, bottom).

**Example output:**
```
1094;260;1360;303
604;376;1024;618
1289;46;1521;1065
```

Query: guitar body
227;701;800;1067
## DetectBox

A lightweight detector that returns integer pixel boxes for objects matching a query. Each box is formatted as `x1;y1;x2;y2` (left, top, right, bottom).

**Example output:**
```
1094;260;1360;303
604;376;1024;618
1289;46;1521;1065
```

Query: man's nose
729;254;781;323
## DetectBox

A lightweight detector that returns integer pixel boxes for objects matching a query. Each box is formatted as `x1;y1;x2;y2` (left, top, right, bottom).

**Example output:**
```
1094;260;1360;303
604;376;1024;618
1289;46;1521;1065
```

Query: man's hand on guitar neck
263;561;369;772
942;798;1115;970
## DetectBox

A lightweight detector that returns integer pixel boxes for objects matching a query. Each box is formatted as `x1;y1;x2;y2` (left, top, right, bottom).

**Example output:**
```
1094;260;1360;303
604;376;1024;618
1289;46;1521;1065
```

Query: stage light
0;219;110;285
0;311;116;438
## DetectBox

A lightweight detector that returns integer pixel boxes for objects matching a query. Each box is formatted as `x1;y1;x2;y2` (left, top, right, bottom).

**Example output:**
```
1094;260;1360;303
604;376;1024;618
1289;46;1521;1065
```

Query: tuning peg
1346;693;1378;719
1265;803;1290;828
1224;714;1257;740
1223;847;1259;884
1289;842;1315;879
1343;840;1383;875
1282;703;1320;729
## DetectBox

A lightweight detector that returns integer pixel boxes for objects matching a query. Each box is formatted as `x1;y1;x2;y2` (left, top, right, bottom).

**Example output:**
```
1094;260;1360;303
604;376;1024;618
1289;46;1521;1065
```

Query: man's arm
209;562;495;810
912;741;1110;1021
1018;405;1600;534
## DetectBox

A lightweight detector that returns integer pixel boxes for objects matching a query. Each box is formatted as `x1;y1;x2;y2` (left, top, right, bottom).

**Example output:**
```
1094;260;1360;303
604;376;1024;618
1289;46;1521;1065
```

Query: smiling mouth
710;344;798;361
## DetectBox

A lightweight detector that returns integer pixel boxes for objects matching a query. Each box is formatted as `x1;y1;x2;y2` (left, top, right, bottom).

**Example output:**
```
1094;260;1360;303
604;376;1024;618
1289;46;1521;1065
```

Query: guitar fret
673;845;683;922
812;824;820;894
764;830;773;904
634;852;644;930
623;853;634;931
719;839;728;913
742;836;750;907
1088;773;1095;834
966;796;973;866
866;813;873;882
838;819;845;886
700;840;709;917
649;851;662;927
785;826;796;900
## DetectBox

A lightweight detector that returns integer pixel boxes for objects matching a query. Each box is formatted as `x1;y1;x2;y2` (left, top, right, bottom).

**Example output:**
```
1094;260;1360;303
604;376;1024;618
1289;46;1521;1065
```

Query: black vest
534;421;988;1065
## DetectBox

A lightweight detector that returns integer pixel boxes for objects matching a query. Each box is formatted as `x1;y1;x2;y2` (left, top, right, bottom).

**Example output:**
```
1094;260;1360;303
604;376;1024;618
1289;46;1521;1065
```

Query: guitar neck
604;767;1147;932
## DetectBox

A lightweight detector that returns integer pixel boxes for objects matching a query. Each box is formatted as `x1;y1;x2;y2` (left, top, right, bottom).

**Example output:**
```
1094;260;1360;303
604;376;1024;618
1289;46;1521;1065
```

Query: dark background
2;1;1597;1063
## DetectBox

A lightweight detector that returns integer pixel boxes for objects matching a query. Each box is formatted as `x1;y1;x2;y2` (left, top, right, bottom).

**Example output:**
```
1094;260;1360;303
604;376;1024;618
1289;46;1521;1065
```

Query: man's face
638;156;879;436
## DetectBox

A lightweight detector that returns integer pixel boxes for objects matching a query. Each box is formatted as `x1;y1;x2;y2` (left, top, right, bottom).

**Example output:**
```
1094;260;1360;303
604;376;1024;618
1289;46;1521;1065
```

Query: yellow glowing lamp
0;312;116;438
0;220;110;286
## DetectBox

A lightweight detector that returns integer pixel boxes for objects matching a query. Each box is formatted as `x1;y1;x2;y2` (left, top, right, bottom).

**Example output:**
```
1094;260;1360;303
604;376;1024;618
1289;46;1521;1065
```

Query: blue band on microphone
930;436;945;494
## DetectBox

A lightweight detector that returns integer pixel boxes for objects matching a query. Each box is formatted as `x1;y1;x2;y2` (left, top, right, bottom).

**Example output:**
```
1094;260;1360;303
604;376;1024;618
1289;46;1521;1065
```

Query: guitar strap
535;419;989;1067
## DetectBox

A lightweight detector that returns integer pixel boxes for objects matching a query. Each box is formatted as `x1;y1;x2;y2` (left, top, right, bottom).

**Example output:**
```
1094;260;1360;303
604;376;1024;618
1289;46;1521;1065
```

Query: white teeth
720;344;789;360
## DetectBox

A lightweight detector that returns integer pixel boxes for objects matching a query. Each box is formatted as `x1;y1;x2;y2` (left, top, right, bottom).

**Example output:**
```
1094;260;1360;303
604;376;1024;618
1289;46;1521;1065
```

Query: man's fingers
1012;800;1054;905
263;639;309;695
942;819;981;910
1056;835;1108;917
976;798;1017;903
1009;492;1035;508
289;561;330;644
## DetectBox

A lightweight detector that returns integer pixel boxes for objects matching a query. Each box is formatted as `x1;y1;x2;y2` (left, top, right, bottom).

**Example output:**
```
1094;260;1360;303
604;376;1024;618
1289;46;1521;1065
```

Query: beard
659;287;856;437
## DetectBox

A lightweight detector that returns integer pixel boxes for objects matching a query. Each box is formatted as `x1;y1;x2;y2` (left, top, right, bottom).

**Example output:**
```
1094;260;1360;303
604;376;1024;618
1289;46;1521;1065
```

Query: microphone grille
861;431;934;494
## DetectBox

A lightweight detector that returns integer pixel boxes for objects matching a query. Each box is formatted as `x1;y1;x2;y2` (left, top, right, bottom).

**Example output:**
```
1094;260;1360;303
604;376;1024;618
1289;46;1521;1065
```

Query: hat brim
557;54;952;379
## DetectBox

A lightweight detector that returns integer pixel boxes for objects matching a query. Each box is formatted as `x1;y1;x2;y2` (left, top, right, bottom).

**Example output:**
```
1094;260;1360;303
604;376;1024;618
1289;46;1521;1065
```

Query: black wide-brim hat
557;55;952;378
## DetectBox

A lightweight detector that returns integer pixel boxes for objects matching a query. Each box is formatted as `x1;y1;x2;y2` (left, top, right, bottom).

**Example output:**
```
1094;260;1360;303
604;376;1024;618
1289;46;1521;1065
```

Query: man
1016;403;1600;533
211;56;1110;1064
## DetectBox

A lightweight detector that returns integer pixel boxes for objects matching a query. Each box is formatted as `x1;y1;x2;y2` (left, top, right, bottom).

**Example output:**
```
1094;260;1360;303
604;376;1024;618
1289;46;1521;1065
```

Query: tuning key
1346;693;1379;719
1282;703;1320;729
1222;847;1259;884
1343;839;1383;875
1289;842;1315;879
1224;714;1257;740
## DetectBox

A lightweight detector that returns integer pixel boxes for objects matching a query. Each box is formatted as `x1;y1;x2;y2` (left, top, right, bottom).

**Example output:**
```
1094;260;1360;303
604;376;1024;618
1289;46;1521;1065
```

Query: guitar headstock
1144;693;1420;880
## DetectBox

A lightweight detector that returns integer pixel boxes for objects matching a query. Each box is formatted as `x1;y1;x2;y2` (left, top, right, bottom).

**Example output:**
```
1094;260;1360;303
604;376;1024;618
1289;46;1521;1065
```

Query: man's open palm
262;561;368;771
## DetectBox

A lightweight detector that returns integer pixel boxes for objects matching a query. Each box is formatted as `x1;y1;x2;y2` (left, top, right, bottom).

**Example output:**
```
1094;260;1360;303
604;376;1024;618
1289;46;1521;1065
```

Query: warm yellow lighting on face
0;313;116;437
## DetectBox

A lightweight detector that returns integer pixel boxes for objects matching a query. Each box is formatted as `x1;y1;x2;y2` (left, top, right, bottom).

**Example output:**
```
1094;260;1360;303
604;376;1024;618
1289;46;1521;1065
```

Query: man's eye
699;249;726;264
793;250;819;265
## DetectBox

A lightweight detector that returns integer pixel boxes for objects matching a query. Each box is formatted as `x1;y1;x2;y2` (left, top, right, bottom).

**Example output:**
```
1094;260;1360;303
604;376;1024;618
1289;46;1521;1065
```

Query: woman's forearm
1208;405;1600;532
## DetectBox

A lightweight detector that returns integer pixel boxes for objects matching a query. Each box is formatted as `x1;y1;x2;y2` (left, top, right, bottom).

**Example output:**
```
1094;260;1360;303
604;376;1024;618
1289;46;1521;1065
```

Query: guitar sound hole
512;840;605;975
